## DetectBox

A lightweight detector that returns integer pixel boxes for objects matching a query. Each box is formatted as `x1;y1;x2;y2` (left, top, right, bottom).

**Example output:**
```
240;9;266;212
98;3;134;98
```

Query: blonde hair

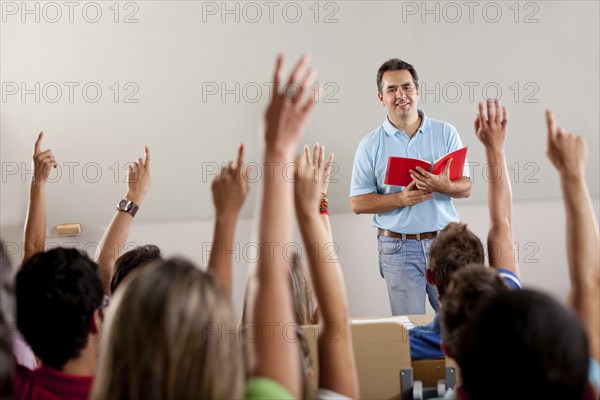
92;257;244;400
289;253;315;326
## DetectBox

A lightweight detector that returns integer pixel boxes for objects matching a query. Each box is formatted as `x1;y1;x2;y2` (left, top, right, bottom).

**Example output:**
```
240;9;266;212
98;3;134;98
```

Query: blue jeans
378;235;440;315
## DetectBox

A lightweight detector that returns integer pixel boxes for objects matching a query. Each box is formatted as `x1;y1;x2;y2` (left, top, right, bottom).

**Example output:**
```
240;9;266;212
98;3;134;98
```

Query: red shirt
14;364;92;400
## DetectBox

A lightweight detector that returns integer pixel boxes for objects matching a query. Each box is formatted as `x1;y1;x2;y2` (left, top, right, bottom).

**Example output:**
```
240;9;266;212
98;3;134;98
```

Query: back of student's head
458;289;590;400
0;240;15;396
92;257;244;400
428;222;484;299
110;244;162;294
289;253;317;399
440;264;509;359
290;252;315;326
16;247;103;370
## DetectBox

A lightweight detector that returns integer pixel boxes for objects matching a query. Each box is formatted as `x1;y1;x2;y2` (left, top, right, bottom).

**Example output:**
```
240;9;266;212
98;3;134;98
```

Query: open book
384;147;468;187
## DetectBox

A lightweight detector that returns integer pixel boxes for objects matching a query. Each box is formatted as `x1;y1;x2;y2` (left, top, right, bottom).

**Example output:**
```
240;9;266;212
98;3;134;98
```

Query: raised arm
474;99;519;277
294;144;359;398
546;110;600;363
95;146;151;295
208;144;249;299
249;54;316;397
23;132;57;264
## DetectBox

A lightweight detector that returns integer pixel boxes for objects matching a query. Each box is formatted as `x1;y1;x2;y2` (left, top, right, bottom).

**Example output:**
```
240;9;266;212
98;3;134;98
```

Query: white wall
1;0;599;318
3;196;598;318
2;1;599;226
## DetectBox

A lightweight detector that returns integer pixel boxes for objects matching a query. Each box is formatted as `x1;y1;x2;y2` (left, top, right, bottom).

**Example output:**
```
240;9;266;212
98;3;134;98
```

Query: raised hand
32;131;57;185
294;143;333;218
23;131;56;263
546;110;587;179
126;146;151;204
212;144;250;219
475;99;508;151
264;54;317;159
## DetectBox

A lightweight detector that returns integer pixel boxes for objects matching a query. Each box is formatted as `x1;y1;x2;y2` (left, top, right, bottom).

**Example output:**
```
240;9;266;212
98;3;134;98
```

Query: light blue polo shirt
350;110;470;234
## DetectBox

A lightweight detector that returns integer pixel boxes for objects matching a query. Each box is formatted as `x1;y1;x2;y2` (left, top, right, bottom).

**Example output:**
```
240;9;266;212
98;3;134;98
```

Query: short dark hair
428;223;484;299
110;245;162;294
458;289;590;400
16;248;103;370
440;264;509;358
0;240;15;396
377;58;419;93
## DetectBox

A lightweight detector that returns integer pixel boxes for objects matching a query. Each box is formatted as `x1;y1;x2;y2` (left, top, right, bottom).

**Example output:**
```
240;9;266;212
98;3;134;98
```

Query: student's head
109;244;162;294
458;289;590;400
0;240;15;395
92;257;244;400
428;222;484;299
440;264;509;359
16;247;103;370
289;253;316;399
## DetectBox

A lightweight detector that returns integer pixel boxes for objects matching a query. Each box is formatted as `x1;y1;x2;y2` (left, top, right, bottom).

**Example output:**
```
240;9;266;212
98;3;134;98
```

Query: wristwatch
117;199;139;217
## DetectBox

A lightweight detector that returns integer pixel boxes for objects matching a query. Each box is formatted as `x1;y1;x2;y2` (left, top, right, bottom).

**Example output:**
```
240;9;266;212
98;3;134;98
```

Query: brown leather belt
378;228;437;240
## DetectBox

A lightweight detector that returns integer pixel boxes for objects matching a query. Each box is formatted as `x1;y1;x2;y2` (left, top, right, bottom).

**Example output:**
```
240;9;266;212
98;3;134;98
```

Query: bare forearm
561;176;600;362
484;150;519;274
253;154;301;397
207;215;238;299
561;177;599;284
320;213;333;241
486;151;512;226
350;192;402;214
96;212;133;294
298;215;349;322
23;183;46;263
298;213;358;398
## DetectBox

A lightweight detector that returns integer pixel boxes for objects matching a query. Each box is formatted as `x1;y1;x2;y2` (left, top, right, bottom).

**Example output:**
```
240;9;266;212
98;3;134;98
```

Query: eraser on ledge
56;223;82;236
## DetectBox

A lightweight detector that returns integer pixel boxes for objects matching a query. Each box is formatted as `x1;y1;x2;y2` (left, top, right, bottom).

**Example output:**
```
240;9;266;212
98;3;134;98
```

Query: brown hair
92;257;244;400
377;58;419;93
428;223;484;299
440;264;509;358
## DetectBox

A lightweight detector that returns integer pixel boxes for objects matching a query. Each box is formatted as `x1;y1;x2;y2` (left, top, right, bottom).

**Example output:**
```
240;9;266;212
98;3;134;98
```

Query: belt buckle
415;233;421;240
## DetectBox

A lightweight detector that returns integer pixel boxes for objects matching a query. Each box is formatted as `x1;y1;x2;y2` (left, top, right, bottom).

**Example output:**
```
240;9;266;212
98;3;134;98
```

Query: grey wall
2;198;599;318
2;1;599;229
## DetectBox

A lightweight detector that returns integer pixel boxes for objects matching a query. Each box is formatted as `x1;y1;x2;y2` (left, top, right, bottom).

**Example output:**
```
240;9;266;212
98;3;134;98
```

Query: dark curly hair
110;244;162;294
16;247;103;370
428;222;484;299
458;289;590;400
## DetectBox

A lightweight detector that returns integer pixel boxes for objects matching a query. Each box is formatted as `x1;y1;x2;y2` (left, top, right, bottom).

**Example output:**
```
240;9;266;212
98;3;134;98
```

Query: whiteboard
1;0;598;227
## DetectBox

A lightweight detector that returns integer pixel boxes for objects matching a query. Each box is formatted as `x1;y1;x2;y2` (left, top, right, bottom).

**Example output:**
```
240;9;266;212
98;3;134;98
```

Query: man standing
350;59;472;315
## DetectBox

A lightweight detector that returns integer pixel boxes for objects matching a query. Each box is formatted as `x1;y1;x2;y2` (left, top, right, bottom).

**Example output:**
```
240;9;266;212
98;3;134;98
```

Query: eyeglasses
387;83;417;95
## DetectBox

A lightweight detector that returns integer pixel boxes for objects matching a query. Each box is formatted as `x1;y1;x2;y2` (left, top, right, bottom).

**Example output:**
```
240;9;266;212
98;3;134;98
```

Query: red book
384;147;468;187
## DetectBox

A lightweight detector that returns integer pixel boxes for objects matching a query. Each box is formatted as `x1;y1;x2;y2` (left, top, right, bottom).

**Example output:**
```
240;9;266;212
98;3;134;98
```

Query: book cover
384;147;468;187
